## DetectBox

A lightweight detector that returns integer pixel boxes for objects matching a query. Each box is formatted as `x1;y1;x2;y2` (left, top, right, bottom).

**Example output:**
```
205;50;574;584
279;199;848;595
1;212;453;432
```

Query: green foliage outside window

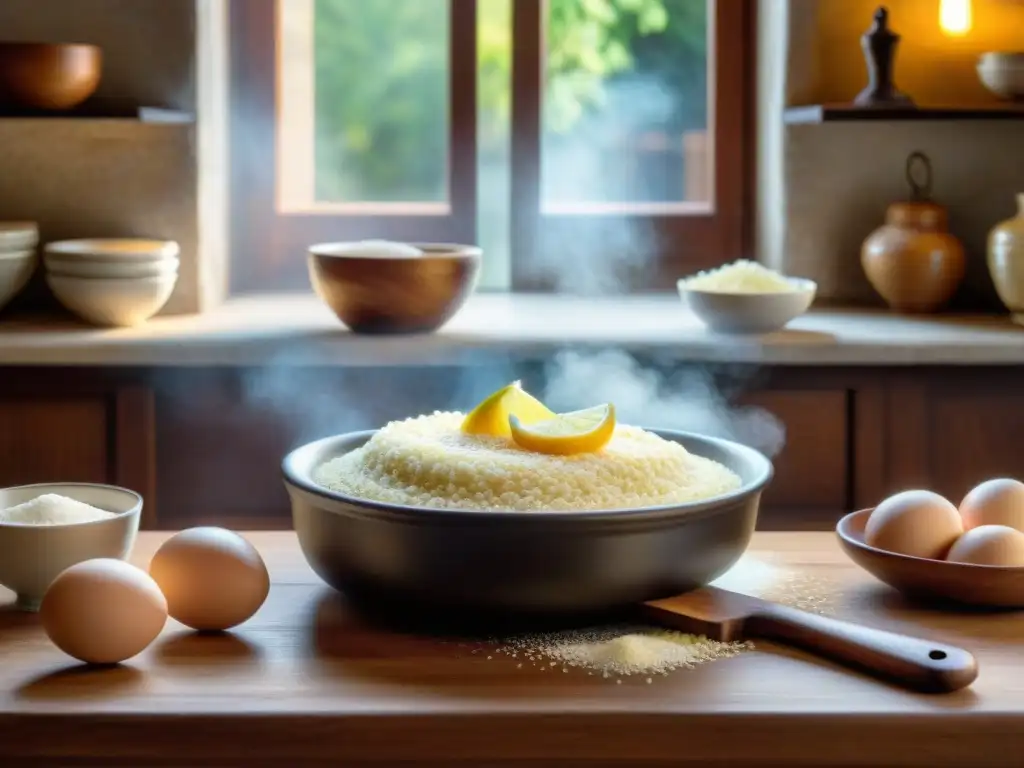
312;0;707;203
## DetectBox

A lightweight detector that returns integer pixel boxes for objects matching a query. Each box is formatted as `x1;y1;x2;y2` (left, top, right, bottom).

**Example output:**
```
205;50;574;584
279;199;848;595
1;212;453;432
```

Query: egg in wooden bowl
838;480;1024;609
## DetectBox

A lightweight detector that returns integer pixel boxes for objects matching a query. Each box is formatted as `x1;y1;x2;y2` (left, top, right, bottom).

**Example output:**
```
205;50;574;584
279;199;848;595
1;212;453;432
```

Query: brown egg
149;527;269;631
865;490;963;560
41;558;167;665
959;478;1024;532
946;525;1024;566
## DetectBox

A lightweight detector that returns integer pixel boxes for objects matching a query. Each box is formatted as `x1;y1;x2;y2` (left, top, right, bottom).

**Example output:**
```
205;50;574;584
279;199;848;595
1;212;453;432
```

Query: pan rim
282;428;773;524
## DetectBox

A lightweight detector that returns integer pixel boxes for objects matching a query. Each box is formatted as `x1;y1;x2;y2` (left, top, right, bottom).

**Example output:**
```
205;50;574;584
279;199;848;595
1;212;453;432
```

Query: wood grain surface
0;532;1022;767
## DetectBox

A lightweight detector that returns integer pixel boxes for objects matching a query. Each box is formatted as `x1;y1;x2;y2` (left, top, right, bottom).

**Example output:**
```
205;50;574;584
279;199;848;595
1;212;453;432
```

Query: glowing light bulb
939;0;972;36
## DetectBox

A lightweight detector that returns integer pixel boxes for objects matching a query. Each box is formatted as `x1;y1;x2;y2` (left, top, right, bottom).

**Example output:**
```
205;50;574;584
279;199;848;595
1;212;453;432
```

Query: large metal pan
283;430;773;618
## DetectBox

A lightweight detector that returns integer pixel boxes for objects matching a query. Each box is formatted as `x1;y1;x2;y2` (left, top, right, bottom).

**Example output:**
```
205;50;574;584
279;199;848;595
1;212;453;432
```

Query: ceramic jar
861;152;965;314
988;194;1024;322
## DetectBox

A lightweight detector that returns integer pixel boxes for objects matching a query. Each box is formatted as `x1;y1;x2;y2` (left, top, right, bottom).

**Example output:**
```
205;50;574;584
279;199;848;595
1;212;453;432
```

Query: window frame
511;0;756;291
229;0;754;294
229;0;478;293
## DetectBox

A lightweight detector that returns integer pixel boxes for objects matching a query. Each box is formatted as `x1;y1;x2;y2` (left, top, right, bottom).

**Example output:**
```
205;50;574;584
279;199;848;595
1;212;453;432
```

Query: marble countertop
0;293;1021;366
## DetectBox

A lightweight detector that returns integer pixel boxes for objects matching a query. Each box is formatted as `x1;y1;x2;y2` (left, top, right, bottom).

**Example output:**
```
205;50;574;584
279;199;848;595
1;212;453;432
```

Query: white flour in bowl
0;494;116;526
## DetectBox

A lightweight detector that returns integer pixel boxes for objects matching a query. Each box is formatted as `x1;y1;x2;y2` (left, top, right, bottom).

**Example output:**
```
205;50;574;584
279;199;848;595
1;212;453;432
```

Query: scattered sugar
493;626;750;678
714;558;838;616
481;561;839;683
0;494;115;526
758;569;838;615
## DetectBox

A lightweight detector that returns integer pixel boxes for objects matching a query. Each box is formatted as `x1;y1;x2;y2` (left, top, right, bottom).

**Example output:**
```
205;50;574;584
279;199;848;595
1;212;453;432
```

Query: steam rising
522;78;679;296
236;348;784;462
228;21;784;464
522;219;657;296
543;350;786;458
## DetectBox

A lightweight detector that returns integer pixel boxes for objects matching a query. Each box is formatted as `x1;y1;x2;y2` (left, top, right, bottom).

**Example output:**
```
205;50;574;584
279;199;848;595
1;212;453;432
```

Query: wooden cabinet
876;372;1024;505
0;378;156;526
3;365;1022;532
741;389;849;528
0;399;108;486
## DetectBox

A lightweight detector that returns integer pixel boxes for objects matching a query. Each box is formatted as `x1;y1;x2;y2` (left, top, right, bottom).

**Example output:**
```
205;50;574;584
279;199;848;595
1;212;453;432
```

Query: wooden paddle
643;586;978;693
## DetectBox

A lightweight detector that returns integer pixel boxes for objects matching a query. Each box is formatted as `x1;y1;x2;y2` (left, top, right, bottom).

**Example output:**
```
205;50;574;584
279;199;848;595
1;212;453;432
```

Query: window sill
0;294;1020;367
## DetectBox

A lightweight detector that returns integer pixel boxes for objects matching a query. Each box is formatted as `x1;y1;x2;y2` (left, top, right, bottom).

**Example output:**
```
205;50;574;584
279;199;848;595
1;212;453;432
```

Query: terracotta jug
987;194;1024;323
861;152;965;313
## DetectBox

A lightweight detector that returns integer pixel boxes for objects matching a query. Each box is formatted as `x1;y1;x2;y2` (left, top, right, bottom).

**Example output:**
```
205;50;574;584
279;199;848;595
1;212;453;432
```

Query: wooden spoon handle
747;604;978;693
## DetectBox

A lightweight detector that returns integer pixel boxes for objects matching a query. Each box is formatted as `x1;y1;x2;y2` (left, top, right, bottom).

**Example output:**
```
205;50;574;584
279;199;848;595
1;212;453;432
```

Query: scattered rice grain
482;562;839;683
492;625;749;679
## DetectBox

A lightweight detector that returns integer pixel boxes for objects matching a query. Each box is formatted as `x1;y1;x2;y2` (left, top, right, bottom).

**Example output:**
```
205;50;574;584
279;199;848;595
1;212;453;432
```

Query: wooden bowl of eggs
837;479;1024;608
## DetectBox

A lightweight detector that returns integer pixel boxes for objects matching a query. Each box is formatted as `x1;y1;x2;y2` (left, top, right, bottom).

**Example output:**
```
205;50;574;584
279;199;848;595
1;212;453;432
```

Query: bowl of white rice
0;483;142;611
283;420;773;618
678;260;817;334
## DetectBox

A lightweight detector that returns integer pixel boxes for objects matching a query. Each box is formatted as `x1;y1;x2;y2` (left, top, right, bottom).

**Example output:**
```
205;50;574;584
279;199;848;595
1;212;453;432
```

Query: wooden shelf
0;105;193;124
785;103;1024;124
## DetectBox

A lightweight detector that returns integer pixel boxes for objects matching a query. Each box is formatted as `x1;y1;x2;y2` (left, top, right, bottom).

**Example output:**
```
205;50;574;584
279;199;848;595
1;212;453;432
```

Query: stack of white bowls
0;222;39;314
43;239;180;327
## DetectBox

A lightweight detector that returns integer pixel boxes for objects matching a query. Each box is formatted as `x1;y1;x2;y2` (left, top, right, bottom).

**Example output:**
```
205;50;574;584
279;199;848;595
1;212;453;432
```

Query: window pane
542;0;711;211
277;0;450;211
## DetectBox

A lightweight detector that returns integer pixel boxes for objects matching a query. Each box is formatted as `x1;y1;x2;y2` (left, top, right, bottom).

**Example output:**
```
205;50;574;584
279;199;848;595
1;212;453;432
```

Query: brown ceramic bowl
0;43;102;111
308;242;481;335
837;508;1024;609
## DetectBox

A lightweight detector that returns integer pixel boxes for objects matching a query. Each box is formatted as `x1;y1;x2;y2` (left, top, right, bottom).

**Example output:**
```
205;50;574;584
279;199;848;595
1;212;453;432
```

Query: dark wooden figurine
854;6;916;109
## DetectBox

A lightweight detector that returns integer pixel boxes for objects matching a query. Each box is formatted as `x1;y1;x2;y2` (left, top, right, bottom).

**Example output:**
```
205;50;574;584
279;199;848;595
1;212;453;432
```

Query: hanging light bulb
939;0;973;36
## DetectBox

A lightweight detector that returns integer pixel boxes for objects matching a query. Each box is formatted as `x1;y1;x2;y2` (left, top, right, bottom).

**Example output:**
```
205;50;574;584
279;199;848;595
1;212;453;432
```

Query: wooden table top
1;531;1022;768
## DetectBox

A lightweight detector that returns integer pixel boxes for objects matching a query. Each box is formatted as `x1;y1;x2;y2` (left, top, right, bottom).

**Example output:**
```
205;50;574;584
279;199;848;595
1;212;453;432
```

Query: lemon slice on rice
461;381;556;438
509;404;616;456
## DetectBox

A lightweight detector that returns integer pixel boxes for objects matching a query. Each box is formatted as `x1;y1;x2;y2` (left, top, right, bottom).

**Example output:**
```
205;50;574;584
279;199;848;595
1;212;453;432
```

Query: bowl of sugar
0;483;142;611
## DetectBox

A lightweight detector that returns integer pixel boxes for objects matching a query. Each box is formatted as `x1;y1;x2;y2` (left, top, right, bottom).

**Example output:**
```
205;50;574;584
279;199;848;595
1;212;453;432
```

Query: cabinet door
0;399;108;486
740;390;849;528
883;377;1024;503
0;388;156;526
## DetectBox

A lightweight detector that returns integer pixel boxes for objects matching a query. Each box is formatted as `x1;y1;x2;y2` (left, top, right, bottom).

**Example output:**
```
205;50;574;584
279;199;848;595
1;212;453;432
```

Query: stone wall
760;0;1024;310
0;0;204;315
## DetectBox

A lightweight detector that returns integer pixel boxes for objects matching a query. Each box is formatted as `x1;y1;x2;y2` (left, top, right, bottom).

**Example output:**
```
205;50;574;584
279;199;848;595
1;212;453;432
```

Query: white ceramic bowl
0;222;38;253
0;483;142;611
45;238;180;264
978;52;1024;100
47;272;177;327
45;254;179;279
0;249;38;313
679;278;817;334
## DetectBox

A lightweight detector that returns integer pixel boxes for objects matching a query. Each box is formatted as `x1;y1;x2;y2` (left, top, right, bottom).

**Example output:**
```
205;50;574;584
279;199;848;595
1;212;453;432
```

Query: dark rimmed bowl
0;43;102;111
283;429;773;619
308;242;481;335
838;508;1024;609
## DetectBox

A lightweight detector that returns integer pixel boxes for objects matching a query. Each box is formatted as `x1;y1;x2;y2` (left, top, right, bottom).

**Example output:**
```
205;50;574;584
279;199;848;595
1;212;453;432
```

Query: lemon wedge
509;404;616;456
461;381;556;438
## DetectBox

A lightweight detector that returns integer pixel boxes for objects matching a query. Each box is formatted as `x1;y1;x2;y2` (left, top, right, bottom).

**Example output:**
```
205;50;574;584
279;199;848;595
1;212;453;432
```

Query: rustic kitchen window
229;0;754;293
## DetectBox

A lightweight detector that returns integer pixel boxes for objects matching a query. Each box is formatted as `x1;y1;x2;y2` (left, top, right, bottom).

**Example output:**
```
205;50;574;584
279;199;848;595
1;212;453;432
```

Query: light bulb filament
939;0;972;36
